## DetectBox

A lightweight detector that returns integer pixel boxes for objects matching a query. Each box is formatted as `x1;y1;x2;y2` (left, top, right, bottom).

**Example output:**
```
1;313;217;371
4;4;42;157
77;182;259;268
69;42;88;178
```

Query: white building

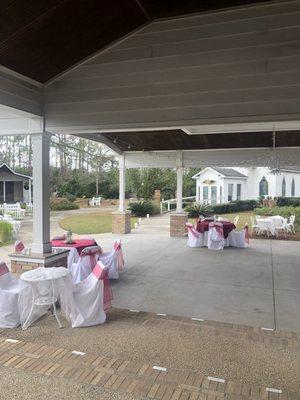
0;163;32;204
193;167;300;205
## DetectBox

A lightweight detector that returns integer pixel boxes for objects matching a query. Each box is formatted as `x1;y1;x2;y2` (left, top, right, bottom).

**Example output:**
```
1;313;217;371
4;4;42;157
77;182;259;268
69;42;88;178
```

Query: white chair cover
186;223;205;248
207;222;225;250
228;228;248;248
53;247;79;269
60;264;110;328
0;262;28;328
98;240;124;280
69;245;102;284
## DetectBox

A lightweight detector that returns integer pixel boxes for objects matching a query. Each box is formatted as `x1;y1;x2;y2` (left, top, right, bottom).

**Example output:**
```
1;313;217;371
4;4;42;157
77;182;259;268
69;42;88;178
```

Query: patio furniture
196;219;236;238
256;218;275;236
89;196;101;206
98;240;124;279
186;223;205;248
3;202;25;220
286;215;296;234
60;263;111;328
50;238;97;255
0;262;28;328
207;222;225;250
52;246;79;269
266;216;289;237
19;267;70;330
250;216;260;234
69;245;102;283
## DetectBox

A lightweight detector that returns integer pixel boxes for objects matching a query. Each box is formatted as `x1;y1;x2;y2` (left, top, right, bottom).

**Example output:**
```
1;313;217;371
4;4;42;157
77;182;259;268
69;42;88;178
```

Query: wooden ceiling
100;130;300;152
0;0;273;83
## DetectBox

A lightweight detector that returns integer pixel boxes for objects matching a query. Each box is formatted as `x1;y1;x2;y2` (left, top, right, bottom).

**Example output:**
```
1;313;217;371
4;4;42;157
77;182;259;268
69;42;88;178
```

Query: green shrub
276;197;300;207
212;200;259;214
128;200;155;217
50;198;79;211
254;206;300;220
185;203;213;218
64;194;77;203
0;221;13;244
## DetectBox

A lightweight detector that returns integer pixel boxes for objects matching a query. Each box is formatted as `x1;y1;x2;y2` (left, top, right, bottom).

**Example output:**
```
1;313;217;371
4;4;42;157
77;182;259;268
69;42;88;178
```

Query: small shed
0;163;32;204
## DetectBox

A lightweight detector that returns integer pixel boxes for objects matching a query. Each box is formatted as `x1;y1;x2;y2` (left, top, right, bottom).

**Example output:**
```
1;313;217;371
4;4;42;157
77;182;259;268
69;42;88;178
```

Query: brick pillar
170;212;188;237
153;189;161;205
112;211;131;234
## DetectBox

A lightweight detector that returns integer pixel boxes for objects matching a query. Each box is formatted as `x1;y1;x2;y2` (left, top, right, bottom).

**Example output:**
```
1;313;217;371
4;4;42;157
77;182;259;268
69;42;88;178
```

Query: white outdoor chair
287;215;296;234
69;245;102;284
233;215;239;226
228;227;248;248
186;223;204;247
0;262;28;328
52;247;79;269
273;217;289;238
207;222;225;250
61;263;111;328
98;240;124;279
250;216;260;235
256;219;274;237
89;197;101;206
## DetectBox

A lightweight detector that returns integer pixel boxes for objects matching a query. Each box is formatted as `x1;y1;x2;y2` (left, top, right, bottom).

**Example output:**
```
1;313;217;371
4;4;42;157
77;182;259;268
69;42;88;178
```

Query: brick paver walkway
1;309;299;400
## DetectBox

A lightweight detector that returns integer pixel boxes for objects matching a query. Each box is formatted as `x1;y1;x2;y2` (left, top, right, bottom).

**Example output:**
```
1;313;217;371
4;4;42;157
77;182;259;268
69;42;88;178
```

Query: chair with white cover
233;215;239;226
207;222;225;250
69;245;102;284
228;226;249;248
186;223;204;247
98;240;124;279
0;262;28;328
61;263;112;328
287;215;296;234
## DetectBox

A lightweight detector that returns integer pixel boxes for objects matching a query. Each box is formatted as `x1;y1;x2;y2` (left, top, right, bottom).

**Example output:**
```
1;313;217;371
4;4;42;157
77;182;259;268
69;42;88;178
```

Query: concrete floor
1;211;300;332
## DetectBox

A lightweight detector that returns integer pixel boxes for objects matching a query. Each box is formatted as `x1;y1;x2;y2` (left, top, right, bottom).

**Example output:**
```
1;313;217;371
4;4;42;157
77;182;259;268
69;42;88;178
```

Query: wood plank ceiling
0;0;273;83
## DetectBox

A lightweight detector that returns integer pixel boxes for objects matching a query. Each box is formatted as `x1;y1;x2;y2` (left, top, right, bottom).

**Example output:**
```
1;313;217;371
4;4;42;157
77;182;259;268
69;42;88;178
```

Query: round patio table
51;238;97;255
196;220;236;238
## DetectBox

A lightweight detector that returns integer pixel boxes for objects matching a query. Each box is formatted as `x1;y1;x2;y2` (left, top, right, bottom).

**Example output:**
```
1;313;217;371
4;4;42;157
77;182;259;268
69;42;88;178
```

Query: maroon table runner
51;239;97;255
196;220;236;239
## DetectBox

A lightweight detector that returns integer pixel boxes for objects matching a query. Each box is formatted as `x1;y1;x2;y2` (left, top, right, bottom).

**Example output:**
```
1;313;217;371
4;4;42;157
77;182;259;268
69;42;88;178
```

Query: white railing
160;196;196;213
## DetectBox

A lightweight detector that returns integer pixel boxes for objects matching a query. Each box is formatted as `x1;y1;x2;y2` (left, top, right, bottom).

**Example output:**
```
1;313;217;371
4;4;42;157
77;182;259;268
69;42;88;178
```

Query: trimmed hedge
276;197;300;207
0;221;13;244
50;198;79;211
255;206;300;220
212;200;259;214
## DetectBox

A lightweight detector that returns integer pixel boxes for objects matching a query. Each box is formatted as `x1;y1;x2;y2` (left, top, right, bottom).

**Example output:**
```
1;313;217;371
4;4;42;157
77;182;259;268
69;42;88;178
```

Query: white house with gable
193;167;300;205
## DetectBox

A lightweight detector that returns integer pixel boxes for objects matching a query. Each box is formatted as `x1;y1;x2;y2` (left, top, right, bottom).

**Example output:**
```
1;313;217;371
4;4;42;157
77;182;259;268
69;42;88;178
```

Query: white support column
28;178;32;204
176;151;183;213
31;132;52;254
118;154;125;212
3;181;6;202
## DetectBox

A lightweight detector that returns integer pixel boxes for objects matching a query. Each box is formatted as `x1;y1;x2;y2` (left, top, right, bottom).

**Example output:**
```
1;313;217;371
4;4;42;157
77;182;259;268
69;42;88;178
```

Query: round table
51;239;97;255
20;267;70;329
196;220;236;238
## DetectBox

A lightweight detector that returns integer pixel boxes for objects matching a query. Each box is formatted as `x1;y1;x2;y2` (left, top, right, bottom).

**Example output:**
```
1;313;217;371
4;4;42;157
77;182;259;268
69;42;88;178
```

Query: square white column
31;132;52;254
118;154;126;212
176;151;183;213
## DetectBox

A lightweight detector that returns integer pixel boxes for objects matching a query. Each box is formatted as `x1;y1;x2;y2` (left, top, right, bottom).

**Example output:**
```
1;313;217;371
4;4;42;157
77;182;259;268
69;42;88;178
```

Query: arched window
291;178;295;197
259;176;268;196
282;177;286;197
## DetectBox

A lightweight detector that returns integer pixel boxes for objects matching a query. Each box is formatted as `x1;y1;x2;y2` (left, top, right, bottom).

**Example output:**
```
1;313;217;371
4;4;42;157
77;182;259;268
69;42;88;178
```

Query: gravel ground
1;313;300;393
0;365;137;400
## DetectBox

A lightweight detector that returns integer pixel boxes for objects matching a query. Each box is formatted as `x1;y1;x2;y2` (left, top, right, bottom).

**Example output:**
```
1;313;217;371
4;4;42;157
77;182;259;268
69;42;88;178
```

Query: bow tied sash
113;241;125;271
93;263;113;311
209;222;225;239
0;262;9;276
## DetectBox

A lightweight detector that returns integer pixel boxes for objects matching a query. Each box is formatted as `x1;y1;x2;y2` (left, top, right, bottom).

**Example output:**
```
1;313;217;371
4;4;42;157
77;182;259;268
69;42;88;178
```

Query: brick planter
170;212;188;237
112;211;131;234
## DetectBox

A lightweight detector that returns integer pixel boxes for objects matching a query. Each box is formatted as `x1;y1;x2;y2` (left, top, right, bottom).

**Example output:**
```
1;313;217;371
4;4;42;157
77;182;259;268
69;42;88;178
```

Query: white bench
89;197;101;206
2;203;25;220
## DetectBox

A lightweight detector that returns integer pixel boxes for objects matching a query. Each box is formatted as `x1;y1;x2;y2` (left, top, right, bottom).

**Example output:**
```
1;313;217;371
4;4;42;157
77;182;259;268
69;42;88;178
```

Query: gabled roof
0;163;32;180
277;166;300;173
193;167;247;179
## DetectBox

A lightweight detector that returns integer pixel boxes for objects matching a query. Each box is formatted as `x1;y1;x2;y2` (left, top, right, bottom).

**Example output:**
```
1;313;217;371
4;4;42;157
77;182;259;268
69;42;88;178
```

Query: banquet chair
69;245;102;284
207;222;225;250
274;218;289;238
61;263;111;328
98;240;124;279
250;216;260;235
228;227;249;248
233;215;239;226
287;215;296;234
186;223;204;247
0;262;27;328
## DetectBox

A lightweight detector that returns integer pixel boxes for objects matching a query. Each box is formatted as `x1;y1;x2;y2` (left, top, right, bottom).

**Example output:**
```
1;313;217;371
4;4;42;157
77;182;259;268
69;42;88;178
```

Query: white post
31;132;52;254
118;154;125;212
3;181;6;203
28;178;32;204
176;151;183;213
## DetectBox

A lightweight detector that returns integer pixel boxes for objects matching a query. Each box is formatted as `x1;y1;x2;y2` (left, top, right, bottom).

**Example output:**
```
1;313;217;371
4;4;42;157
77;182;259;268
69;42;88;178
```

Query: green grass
60;212;137;234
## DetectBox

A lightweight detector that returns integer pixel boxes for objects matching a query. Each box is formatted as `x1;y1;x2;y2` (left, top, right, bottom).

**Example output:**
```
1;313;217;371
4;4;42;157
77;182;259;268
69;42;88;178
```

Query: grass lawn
60;212;137;234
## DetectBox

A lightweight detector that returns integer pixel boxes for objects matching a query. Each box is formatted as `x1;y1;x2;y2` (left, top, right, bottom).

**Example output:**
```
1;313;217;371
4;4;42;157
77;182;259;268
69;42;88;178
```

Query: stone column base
112;211;131;234
170;212;188;237
9;250;69;276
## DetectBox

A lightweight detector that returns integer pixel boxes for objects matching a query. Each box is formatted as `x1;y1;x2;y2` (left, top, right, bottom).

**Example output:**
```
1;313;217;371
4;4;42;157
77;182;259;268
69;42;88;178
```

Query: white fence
160;196;196;213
